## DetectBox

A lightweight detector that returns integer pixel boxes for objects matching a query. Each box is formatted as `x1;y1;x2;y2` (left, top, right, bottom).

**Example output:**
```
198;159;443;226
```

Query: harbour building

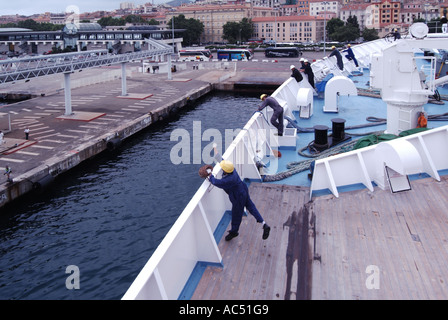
252;15;324;43
0;22;183;56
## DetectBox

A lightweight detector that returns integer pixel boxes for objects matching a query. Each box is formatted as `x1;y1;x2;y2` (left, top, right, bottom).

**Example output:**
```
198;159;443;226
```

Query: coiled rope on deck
257;110;386;181
255;109;448;182
263;138;360;182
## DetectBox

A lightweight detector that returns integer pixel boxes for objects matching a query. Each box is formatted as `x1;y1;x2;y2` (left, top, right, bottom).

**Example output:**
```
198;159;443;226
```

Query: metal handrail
0;39;173;84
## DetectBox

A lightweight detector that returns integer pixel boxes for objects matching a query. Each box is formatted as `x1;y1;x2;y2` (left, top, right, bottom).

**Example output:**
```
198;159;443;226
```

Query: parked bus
217;49;253;61
181;48;213;59
178;50;211;62
264;47;302;58
248;38;263;45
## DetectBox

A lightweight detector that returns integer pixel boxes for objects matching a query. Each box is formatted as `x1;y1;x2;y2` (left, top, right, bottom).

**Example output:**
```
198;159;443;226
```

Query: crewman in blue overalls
343;44;358;67
208;160;270;241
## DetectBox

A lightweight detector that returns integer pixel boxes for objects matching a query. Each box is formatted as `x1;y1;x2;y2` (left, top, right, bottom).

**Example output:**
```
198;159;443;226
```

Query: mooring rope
263;138;360;182
256;106;448;182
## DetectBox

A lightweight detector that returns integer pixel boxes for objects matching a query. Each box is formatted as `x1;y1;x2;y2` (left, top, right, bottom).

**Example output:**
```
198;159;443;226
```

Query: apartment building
282;2;310;16
400;7;426;25
402;2;440;22
50;13;67;25
163;1;328;44
252;0;285;7
120;2;135;10
252;15;324;43
339;3;370;30
309;0;340;17
167;3;273;43
370;0;401;27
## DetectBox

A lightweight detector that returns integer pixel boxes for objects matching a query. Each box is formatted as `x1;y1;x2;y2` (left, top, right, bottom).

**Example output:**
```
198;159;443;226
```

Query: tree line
326;16;379;42
0;15;160;30
0;19;63;31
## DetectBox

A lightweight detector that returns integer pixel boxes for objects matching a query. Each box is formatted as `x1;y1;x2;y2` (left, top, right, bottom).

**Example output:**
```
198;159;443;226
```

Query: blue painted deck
265;65;448;190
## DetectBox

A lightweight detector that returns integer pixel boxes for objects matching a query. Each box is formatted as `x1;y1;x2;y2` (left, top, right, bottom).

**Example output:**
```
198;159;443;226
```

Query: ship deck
192;176;448;300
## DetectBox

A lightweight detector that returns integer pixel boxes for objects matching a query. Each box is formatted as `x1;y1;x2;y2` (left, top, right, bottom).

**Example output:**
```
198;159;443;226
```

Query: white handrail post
198;201;223;262
121;62;127;97
168;54;173;80
154;268;169;300
64;72;73;116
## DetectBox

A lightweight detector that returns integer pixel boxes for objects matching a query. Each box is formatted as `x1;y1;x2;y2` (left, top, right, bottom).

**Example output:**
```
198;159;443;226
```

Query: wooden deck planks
192;176;448;300
397;191;437;299
247;185;284;300
369;194;407;299
379;197;420;299
191;183;310;300
408;182;448;298
345;201;369;299
250;184;288;299
311;176;448;300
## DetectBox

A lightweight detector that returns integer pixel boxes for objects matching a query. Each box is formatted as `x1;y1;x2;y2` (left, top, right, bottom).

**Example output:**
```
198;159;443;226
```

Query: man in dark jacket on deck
329;46;344;71
393;28;401;40
300;59;315;89
208;160;270;241
258;94;284;136
290;65;303;83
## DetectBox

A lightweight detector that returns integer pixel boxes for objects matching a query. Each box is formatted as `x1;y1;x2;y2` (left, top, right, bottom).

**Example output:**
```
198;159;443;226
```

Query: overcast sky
2;1;166;16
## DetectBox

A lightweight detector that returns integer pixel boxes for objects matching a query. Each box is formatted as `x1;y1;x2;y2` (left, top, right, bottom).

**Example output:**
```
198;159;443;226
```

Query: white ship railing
311;38;391;83
310;125;448;198
122;112;277;300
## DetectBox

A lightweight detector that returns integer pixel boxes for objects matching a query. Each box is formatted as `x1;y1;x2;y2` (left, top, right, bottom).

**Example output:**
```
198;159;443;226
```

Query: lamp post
322;1;329;57
172;15;175;49
424;3;429;24
274;7;278;47
169;12;175;81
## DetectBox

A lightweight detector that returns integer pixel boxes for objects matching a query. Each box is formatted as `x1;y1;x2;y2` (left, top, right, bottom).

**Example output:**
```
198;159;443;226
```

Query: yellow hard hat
220;160;234;173
331;46;336;50
260;94;268;100
347;44;351;47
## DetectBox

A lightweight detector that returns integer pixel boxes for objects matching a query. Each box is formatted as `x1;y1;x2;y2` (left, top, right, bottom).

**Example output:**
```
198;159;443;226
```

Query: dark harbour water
0;92;260;300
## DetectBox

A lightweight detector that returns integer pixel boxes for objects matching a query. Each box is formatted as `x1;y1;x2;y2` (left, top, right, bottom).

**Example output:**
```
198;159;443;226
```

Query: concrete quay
0;65;212;209
0;53;305;209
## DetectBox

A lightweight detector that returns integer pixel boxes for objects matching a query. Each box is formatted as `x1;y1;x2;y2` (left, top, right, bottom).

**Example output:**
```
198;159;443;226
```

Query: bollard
313;125;329;151
331;118;346;142
33;174;55;190
107;137;122;151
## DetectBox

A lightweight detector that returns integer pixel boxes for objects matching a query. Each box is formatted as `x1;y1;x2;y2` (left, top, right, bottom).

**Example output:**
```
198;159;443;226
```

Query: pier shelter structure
0;38;175;116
